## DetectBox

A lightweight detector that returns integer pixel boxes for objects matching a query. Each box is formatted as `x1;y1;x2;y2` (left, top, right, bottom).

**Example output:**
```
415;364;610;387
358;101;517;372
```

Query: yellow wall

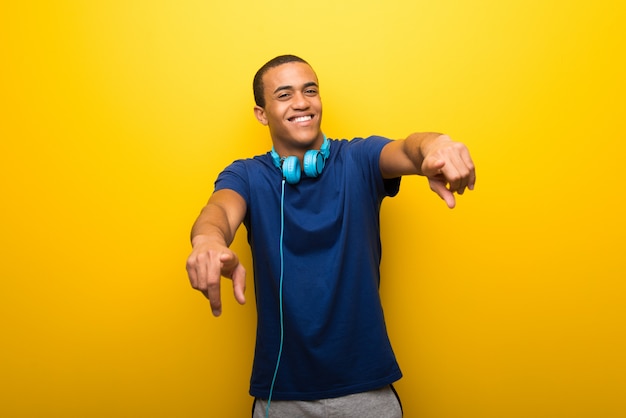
1;1;624;417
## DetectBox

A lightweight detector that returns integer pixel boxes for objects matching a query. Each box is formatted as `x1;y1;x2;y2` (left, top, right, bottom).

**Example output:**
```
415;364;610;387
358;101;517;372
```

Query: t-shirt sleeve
349;136;401;198
214;159;251;204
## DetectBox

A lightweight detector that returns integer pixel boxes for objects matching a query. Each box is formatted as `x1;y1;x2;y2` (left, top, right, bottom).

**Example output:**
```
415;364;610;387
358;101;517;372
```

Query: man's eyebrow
273;81;319;95
273;85;293;94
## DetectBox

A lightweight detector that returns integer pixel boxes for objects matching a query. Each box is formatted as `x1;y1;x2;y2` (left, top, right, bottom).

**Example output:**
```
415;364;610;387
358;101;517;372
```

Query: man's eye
278;93;291;99
305;89;318;95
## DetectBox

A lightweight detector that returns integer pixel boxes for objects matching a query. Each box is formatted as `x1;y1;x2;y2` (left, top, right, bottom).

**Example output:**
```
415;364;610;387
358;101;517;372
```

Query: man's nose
291;91;310;109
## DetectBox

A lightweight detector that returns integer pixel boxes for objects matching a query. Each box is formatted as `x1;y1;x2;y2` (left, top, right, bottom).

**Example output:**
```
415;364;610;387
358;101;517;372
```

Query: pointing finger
207;257;222;317
429;178;456;209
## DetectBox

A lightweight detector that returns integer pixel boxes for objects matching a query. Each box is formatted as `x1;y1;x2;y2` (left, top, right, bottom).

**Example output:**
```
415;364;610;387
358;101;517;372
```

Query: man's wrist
191;233;221;247
420;133;451;157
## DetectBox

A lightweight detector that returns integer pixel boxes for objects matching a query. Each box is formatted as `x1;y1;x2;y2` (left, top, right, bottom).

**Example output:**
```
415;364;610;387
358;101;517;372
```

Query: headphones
266;135;330;416
270;135;330;184
265;135;330;415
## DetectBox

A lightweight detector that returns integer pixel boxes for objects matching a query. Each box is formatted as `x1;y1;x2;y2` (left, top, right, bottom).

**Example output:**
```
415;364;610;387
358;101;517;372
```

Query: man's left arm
379;132;476;208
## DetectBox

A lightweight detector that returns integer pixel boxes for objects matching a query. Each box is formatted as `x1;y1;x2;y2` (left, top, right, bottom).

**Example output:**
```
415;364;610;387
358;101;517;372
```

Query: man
186;55;475;417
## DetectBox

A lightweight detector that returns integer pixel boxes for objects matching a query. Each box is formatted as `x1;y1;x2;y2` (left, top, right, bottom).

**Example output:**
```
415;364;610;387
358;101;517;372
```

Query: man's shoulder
331;135;392;146
223;152;273;170
329;136;392;157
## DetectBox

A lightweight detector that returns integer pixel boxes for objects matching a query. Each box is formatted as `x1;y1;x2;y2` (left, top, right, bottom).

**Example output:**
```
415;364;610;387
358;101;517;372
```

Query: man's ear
254;106;268;125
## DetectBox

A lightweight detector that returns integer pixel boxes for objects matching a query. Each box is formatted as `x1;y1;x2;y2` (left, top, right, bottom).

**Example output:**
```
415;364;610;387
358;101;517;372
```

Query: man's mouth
288;115;314;123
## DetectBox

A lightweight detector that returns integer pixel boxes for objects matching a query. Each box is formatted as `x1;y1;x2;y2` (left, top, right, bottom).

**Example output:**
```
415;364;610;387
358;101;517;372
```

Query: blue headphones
270;135;330;184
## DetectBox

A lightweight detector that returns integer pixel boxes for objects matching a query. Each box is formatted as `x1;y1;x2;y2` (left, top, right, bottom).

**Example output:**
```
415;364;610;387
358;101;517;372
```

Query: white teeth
292;115;312;122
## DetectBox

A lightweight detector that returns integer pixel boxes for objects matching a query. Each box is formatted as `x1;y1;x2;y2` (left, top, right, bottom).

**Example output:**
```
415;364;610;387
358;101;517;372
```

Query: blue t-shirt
214;136;402;401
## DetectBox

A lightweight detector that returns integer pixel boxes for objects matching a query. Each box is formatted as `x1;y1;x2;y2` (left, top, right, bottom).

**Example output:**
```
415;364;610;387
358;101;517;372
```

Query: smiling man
186;55;475;417
252;57;324;162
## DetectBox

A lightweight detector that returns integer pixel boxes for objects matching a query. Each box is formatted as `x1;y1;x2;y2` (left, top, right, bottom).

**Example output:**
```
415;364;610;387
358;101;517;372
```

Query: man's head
253;55;323;155
253;55;309;108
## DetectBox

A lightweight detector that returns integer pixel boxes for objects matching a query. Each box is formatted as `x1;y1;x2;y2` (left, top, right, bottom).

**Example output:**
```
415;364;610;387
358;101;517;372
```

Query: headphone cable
265;178;286;417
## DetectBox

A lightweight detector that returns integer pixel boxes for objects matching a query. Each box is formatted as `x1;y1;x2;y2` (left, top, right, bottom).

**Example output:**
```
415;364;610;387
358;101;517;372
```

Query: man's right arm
186;189;247;317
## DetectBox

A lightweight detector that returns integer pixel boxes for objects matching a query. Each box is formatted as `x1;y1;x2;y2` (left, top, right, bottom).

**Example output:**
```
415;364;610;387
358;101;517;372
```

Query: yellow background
1;1;624;417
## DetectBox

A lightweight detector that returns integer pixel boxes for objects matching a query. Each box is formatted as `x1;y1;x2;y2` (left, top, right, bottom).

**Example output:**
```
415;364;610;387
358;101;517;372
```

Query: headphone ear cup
303;150;325;178
282;156;301;184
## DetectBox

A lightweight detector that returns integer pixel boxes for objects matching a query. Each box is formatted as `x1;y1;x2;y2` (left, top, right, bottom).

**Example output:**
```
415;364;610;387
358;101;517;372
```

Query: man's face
254;62;323;153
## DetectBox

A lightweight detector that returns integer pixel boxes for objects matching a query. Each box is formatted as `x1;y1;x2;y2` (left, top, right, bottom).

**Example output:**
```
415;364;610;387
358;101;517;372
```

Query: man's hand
186;239;246;317
421;135;476;209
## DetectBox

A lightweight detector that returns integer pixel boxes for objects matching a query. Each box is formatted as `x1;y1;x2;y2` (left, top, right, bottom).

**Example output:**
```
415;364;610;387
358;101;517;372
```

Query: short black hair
253;55;309;108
